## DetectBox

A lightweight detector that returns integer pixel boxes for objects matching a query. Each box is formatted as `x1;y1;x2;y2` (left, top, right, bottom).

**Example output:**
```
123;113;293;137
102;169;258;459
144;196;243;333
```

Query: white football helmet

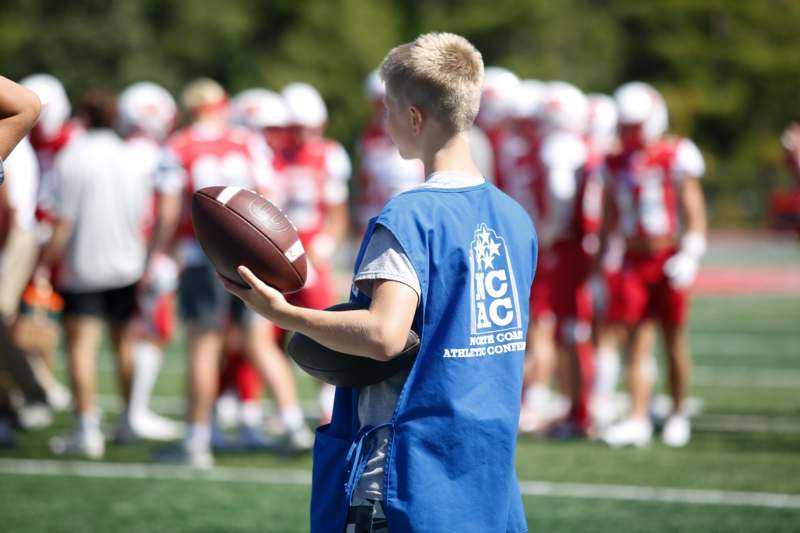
282;82;327;128
230;89;289;129
511;79;546;120
614;81;667;143
478;66;520;129
20;73;71;141
540;81;588;135
364;69;385;100
118;82;177;140
586;93;618;153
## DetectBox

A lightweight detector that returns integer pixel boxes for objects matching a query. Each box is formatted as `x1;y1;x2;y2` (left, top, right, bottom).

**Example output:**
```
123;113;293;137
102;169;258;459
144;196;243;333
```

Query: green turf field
1;240;798;532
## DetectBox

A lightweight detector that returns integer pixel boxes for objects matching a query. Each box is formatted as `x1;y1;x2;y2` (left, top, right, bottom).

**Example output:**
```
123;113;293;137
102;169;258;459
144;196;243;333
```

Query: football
191;186;307;293
287;302;420;387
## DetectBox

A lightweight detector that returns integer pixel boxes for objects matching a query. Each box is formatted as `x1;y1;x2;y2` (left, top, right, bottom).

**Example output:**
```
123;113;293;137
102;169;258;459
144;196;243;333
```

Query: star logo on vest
469;223;523;335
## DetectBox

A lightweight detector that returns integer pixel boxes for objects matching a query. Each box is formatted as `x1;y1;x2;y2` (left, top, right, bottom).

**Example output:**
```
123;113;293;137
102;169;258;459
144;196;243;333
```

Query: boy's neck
422;130;482;179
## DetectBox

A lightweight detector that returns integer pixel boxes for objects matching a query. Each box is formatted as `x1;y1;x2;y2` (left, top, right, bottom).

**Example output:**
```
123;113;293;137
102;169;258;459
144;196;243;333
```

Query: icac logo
469;223;522;334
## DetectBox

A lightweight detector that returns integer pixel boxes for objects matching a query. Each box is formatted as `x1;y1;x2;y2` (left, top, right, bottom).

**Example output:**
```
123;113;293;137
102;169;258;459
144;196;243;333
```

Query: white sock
185;423;211;451
594;348;621;398
130;341;162;418
279;406;305;432
523;385;550;412
239;401;263;428
77;411;100;433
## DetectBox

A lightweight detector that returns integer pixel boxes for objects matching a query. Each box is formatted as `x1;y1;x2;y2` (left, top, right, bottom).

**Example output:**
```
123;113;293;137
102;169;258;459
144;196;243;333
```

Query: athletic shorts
178;263;247;330
607;247;689;326
549;240;593;323
61;283;138;322
602;269;626;322
530;250;556;321
531;241;593;323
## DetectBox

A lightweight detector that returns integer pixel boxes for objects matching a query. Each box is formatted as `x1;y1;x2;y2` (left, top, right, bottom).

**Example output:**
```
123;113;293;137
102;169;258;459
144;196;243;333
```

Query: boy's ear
409;105;423;135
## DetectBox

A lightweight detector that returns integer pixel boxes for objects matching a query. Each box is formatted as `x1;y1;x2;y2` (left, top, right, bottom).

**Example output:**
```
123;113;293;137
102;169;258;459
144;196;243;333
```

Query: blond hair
181;78;226;112
380;32;484;133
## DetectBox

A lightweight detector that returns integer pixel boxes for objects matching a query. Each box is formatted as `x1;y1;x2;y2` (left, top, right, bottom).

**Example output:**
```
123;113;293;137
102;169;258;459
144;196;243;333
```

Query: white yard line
1;458;798;510
517;480;800;509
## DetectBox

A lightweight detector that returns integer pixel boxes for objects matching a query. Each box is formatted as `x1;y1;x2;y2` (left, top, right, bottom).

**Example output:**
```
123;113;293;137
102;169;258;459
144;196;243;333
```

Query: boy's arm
223;266;417;362
0;76;41;161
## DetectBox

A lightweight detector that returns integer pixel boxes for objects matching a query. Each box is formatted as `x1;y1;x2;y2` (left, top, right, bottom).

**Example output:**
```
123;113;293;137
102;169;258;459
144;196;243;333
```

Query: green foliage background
2;0;799;226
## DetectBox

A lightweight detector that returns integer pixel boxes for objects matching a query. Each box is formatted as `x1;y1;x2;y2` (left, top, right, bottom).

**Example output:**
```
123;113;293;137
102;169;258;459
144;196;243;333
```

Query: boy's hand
219;265;290;323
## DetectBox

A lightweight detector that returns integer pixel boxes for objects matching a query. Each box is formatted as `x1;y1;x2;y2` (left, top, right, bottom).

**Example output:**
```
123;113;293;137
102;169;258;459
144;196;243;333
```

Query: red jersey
275;138;350;247
355;124;424;227
503;131;601;248
605;137;705;241
29;120;83;222
157;122;274;258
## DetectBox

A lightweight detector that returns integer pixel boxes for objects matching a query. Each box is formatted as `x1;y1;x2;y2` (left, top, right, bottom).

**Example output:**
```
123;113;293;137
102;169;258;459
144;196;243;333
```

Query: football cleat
50;428;105;460
153;442;214;470
661;414;691;448
130;411;184;441
602;417;653;448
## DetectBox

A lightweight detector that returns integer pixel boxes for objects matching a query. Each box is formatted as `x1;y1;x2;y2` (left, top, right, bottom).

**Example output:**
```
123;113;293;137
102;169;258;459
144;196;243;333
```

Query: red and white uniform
504;132;602;331
604;136;705;325
157;122;275;268
355;124;424;227
275;138;351;313
29;121;83;223
277;139;350;246
125;134;178;341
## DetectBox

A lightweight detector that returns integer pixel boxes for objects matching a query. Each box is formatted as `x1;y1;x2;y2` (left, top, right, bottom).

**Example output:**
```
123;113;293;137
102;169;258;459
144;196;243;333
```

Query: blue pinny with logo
310;181;537;532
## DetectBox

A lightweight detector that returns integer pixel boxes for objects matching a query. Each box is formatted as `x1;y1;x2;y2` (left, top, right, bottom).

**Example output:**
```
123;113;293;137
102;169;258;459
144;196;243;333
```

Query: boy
223;33;536;532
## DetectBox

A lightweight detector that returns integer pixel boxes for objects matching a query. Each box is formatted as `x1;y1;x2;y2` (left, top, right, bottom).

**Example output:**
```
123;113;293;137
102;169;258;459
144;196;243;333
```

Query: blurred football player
150;79;310;467
601;82;707;448
20;74;83;223
117;81;183;441
770;123;800;238
584;93;625;428
220;87;310;448
16;74;80;408
476;66;520;192
279;82;352;424
0;134;45;446
354;69;425;236
516;82;602;437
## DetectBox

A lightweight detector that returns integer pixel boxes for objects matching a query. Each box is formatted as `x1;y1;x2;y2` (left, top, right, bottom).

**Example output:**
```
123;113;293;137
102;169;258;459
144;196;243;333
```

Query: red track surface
695;266;800;295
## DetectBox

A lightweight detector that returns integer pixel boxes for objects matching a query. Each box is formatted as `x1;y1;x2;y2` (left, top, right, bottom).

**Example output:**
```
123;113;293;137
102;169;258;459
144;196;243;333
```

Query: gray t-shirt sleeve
353;225;421;305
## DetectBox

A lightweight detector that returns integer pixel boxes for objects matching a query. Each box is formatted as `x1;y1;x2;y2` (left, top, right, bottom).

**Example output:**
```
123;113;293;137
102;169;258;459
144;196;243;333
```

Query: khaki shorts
0;226;38;322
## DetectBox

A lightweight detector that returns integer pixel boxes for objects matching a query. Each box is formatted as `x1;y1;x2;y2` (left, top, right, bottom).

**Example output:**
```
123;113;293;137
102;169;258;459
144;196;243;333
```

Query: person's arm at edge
222;267;417;362
0;76;41;160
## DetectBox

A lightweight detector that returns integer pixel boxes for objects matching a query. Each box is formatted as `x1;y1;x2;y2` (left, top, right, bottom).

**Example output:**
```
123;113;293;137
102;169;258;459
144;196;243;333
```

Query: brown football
191;186;307;293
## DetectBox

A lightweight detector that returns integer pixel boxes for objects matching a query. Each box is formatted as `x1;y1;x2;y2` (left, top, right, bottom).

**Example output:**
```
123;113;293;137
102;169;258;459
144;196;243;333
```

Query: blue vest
310;181;537;533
